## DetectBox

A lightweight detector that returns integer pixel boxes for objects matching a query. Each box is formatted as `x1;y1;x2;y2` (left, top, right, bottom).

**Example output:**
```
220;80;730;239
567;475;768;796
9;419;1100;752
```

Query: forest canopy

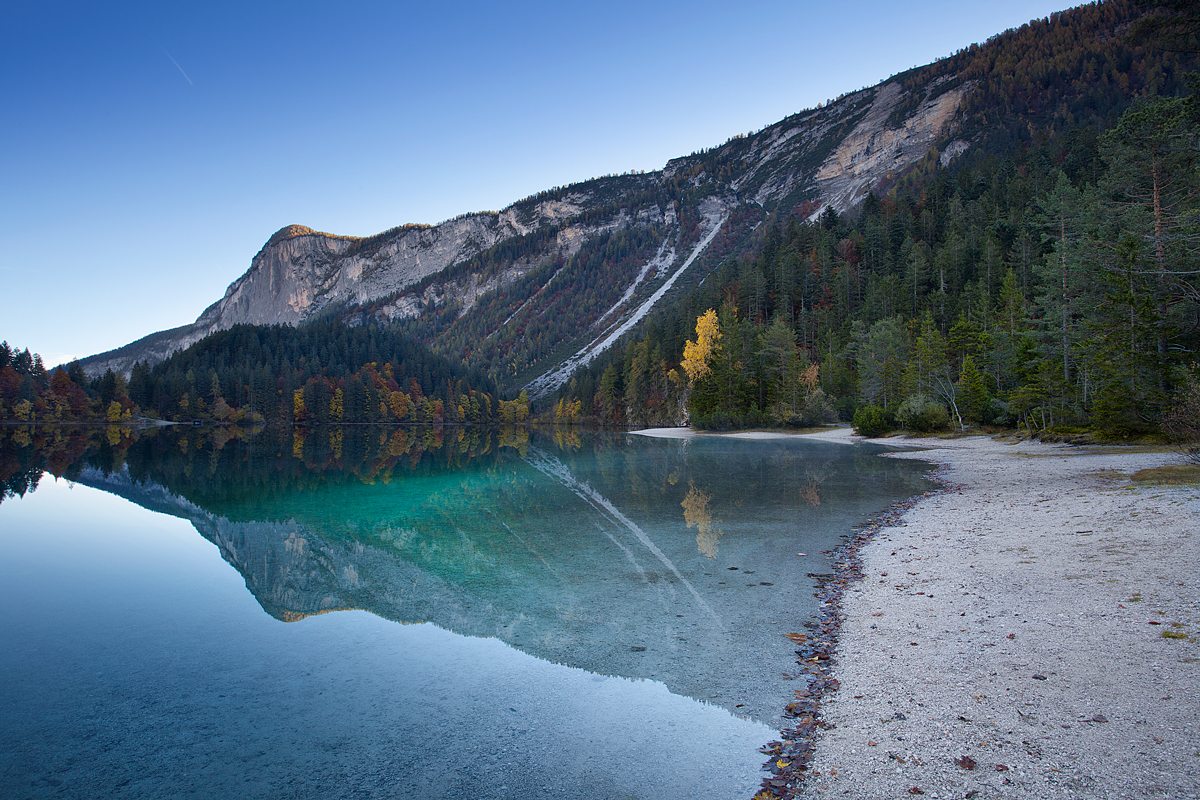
1;322;529;426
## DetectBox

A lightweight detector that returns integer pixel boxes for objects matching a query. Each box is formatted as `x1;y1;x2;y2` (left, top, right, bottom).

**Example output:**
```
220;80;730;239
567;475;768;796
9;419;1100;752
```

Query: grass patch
1131;465;1200;485
1162;630;1189;640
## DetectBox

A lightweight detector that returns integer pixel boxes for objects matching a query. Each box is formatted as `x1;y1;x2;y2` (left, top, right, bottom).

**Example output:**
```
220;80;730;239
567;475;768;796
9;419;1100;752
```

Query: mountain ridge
81;73;966;388
81;0;1175;400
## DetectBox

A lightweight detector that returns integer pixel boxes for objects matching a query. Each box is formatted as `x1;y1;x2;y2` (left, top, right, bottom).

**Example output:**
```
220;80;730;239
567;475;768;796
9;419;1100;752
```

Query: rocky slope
80;69;973;388
82;1;1151;393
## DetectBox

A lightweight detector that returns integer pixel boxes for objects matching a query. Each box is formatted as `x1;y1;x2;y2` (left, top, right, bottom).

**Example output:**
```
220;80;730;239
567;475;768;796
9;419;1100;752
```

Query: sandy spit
792;431;1200;800
630;426;856;442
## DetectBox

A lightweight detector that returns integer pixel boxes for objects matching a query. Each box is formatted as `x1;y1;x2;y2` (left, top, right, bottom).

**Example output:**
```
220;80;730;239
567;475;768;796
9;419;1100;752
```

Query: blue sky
2;0;1078;367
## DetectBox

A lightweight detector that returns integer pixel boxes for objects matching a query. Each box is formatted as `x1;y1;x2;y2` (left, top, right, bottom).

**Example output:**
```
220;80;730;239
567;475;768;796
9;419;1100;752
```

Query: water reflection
682;481;723;558
1;424;931;725
0;478;775;800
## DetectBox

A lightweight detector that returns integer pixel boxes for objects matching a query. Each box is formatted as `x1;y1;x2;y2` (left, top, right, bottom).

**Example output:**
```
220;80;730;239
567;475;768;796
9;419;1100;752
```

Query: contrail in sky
157;42;193;85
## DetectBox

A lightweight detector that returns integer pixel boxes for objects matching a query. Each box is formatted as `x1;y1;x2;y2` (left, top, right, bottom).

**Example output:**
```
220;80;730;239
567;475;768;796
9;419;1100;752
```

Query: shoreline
630;427;1199;798
787;430;1200;800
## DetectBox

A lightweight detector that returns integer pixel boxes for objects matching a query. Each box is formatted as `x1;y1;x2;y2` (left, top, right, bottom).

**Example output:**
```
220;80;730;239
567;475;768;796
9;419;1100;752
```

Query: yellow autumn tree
389;390;409;421
681;309;721;387
330;388;344;422
800;362;820;393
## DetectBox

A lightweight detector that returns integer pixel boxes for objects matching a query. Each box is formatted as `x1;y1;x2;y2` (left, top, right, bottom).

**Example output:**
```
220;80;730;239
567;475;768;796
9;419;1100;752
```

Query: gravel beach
790;430;1200;800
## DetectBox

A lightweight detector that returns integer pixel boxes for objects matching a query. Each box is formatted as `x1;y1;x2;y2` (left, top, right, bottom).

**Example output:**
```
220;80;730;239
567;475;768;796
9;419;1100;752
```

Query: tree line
0;322;530;426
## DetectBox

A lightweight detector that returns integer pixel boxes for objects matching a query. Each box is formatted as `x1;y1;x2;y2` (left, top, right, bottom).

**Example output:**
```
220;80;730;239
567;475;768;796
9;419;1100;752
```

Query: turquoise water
0;426;930;799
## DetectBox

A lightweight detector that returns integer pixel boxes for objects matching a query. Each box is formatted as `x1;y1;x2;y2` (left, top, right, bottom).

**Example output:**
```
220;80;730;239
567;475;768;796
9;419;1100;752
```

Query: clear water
0;426;931;799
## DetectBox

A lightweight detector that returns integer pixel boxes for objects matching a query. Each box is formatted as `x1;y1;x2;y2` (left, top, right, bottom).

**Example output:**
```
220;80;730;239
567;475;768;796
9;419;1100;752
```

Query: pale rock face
203;215;506;331
939;139;970;166
812;80;971;215
84;75;972;380
193;194;595;337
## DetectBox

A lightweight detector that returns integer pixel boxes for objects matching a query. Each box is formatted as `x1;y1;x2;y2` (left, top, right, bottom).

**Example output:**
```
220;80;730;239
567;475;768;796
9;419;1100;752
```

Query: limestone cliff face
713;78;970;215
812;80;971;213
200;199;585;331
83;75;970;381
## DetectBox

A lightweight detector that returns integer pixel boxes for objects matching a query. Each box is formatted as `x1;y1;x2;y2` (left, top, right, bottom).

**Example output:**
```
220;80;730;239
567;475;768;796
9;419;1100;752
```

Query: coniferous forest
0;322;529;427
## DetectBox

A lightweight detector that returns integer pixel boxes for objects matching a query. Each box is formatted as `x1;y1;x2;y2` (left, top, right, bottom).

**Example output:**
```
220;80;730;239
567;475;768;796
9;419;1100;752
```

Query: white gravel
792;431;1200;800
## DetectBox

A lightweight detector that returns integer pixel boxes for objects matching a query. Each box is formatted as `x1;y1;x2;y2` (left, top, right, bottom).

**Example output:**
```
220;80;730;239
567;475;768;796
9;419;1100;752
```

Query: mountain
81;0;1189;400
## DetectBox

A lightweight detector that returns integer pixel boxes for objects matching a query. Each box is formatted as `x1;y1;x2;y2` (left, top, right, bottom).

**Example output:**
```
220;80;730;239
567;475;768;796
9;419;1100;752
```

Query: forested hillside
1;322;530;426
549;1;1200;435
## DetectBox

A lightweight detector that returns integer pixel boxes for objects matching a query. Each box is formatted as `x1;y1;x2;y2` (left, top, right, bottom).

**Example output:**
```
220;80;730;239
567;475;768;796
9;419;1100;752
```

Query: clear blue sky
2;0;1077;367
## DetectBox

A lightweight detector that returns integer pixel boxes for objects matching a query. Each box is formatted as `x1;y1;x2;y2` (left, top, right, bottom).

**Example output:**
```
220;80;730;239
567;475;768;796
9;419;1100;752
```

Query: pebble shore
759;430;1200;800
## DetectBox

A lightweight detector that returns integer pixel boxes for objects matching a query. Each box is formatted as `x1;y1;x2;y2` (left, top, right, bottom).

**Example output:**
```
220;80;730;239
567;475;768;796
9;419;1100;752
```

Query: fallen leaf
1006;633;1016;639
784;632;807;643
995;764;1009;772
955;755;977;770
908;787;924;795
1032;674;1047;680
868;740;877;746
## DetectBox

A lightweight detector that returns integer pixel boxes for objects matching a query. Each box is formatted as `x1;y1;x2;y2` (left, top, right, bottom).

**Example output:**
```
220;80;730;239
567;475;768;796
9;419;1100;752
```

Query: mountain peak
265;224;319;248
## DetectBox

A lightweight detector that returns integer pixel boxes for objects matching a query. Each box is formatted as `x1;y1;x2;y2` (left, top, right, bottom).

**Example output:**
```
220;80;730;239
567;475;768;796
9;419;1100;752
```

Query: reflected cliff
3;424;931;723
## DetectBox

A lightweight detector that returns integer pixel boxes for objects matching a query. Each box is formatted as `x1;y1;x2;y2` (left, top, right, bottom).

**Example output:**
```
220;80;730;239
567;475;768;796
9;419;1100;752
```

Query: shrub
801;388;838;426
896;394;950;432
852;405;891;437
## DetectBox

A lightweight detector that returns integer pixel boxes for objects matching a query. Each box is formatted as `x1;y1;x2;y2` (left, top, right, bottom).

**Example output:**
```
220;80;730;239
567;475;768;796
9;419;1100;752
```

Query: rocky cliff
81;3;1160;392
77;37;993;393
82;71;972;389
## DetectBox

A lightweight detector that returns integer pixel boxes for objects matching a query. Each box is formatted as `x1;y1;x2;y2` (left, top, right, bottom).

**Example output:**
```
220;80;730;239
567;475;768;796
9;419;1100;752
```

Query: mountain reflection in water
2;424;931;725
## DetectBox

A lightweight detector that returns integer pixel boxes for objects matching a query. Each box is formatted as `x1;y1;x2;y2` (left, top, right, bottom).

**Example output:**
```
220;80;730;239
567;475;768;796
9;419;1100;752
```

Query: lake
0;425;931;799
